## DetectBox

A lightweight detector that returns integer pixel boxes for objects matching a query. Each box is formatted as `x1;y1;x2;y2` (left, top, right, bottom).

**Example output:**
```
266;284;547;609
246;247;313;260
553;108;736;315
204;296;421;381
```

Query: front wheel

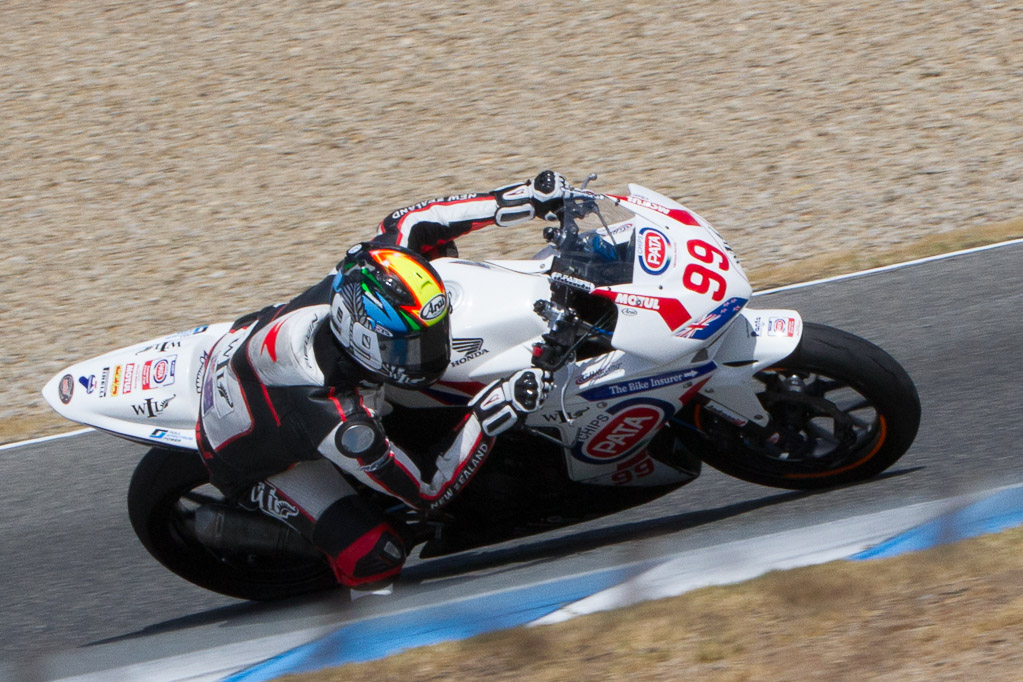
127;447;337;601
681;323;920;490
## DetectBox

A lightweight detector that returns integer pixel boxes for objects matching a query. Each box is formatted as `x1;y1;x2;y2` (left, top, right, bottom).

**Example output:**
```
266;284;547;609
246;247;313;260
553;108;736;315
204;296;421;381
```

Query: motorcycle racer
197;171;567;591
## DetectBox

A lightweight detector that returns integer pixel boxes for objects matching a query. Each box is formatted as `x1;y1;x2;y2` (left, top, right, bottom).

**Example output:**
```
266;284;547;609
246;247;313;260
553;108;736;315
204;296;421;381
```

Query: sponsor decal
211;339;239;415
162;325;210;341
121;363;135;395
593;289;692;330
111;365;122;396
383;364;418;385
575;361;623;385
202;371;215;412
135;340;182;355
550;271;595;292
98;367;110;398
58;374;74;404
615;194;701;227
450;337;489;367
78;375;97;394
541;407;590;424
429;441;489;510
579;362;716;401
638;227;671;275
767;316;799;338
195;350;209;394
301;315;319;369
390;194;479;221
576;412;611;442
676;297;747;340
615;292;662;310
572;398;675;464
364;318;394;337
250;482;300;521
701;402;750;427
149;428;190;445
420;294;447;321
131;394;176;418
142;355;177;390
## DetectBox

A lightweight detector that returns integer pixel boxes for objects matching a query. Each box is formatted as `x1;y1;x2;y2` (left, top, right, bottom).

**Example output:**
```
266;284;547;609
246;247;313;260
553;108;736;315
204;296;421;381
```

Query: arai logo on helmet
420;294;447;322
638;227;671;275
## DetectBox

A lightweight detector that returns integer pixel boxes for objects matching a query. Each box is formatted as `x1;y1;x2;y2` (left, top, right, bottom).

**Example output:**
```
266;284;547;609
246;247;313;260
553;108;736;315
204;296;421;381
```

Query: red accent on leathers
328;523;404;586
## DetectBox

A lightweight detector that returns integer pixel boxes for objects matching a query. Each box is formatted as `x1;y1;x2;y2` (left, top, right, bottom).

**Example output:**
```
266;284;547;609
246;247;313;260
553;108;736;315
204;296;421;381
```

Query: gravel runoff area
2;0;1021;440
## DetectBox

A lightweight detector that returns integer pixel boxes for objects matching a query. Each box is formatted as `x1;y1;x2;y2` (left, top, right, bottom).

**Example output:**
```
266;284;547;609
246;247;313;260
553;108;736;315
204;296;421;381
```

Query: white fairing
383;190;803;488
41;323;231;450
386;259;551;406
42;183;806;490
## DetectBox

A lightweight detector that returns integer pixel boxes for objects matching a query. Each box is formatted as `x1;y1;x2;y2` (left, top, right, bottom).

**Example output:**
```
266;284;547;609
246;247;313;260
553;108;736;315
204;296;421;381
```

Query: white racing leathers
198;179;547;587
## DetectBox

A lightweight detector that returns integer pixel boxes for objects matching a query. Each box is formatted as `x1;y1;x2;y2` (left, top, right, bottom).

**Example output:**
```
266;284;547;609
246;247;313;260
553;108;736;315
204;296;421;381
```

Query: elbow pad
333;416;389;470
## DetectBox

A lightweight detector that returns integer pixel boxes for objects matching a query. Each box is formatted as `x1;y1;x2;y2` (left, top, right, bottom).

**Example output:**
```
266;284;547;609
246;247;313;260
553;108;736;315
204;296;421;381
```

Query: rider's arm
315;370;550;511
372;171;569;258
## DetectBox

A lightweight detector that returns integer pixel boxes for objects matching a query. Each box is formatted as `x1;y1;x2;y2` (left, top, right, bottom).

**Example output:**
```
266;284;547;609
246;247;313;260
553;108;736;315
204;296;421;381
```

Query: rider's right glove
528;170;570;220
470;368;554;437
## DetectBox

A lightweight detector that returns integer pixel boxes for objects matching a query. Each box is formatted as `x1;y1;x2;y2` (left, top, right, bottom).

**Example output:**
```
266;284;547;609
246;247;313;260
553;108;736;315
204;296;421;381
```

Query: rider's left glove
529;170;570;219
470;368;554;437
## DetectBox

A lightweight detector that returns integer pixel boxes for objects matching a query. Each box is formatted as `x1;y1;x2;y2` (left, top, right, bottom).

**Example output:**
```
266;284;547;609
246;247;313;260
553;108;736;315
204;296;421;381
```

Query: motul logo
614;292;661;311
639;227;670;274
584;406;662;459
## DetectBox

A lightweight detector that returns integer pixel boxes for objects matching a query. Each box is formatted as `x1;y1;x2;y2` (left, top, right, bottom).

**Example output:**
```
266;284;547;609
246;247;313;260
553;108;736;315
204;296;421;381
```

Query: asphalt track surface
2;242;1021;674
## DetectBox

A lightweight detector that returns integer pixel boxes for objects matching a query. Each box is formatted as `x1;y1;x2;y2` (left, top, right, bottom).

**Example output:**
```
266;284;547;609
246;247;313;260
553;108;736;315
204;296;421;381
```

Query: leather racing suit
197;174;562;588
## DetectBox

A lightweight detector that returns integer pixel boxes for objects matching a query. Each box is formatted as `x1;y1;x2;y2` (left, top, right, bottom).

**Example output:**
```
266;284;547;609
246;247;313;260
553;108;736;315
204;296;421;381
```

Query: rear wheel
127;447;336;601
682;323;920;490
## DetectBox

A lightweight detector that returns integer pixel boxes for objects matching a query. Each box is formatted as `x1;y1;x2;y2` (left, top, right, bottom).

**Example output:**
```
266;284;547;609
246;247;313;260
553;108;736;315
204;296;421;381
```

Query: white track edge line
0;427;94;451
754;236;1023;296
4;236;1021;453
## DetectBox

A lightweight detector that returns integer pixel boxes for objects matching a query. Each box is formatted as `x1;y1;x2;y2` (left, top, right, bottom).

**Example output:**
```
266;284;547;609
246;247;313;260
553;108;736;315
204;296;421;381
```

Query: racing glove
491;170;570;226
528;170;570;219
470;368;554;437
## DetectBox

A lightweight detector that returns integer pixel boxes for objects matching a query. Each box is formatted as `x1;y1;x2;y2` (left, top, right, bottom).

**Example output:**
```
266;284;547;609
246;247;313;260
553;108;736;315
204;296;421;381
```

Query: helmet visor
377;318;451;386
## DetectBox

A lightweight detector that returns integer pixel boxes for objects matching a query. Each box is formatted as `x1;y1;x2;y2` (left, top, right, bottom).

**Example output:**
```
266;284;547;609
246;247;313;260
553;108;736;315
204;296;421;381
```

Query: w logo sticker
250;482;300;521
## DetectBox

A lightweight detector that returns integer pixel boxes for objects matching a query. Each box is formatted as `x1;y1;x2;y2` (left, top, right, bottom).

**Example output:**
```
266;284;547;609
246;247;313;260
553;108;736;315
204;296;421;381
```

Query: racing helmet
330;243;451;387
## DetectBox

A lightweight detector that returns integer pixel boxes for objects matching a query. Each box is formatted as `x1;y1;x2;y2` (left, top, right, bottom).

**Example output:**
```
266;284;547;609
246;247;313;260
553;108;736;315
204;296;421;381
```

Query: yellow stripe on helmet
372;249;447;326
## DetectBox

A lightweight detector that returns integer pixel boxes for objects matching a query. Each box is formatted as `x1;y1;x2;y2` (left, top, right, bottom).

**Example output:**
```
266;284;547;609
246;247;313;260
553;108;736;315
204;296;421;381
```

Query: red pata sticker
584;405;663;460
153;359;168;383
638;227;671;275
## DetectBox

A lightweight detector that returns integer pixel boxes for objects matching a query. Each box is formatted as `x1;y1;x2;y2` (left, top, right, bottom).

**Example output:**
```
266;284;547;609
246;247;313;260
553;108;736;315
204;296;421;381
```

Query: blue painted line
224;563;645;681
850;486;1023;560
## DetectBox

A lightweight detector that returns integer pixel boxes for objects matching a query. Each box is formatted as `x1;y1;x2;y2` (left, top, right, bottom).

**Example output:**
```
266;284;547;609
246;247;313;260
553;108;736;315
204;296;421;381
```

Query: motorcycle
42;176;921;600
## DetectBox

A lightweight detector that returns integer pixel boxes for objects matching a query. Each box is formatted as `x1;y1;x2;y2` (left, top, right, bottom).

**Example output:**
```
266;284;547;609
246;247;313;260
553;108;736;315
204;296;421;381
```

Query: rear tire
127;447;336;601
682;323;920;490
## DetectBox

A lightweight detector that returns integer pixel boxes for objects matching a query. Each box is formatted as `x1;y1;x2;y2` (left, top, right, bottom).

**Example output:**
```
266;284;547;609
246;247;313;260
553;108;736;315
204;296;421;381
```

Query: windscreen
550;194;638;287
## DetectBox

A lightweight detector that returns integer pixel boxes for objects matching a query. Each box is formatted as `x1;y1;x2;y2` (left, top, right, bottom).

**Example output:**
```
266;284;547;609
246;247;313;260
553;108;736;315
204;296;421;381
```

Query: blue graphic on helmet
331;271;345;292
362;291;409;332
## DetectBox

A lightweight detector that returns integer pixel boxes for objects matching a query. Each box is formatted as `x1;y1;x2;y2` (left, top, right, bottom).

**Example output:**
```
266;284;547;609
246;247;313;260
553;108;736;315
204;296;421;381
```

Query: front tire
682;323;920;490
127;447;336;601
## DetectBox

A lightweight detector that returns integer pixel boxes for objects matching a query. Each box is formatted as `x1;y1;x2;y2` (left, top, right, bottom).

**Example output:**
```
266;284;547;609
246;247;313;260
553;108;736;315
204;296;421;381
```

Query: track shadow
84;465;922;646
83;590;347;648
405;465;924;584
